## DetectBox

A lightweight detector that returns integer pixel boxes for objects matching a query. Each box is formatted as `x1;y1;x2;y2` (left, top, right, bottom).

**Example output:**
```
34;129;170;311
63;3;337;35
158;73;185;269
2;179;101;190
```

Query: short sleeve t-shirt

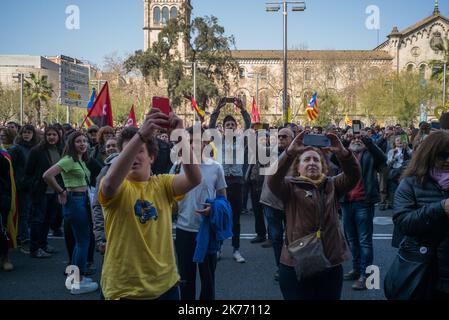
98;174;180;300
56;156;90;188
170;160;227;232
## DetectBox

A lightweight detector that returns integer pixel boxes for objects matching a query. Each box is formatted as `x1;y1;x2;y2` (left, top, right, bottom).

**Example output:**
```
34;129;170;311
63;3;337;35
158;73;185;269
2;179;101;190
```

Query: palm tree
24;73;53;125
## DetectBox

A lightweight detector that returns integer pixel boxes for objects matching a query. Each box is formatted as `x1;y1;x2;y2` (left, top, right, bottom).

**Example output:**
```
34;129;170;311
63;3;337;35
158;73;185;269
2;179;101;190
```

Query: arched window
259;90;269;110
239;67;246;78
153;7;161;25
170;7;178;20
162;7;169;24
419;64;426;79
407;64;414;72
305;68;312;81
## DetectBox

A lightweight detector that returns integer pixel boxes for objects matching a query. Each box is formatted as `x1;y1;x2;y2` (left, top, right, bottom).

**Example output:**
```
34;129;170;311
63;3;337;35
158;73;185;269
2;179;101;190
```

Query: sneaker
352;276;367;291
274;270;279;282
70;279;99;295
30;248;52;259
19;243;30;254
344;270;360;281
42;245;57;254
232;250;246;263
250;235;266;244
261;239;273;248
2;260;14;272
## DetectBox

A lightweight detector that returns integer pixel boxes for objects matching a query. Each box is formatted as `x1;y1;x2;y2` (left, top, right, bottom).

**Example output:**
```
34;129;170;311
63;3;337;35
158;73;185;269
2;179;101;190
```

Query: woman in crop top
43;131;98;295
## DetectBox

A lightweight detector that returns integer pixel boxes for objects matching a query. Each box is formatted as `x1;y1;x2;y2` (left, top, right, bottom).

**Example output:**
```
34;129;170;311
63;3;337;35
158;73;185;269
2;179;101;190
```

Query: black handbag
287;180;332;281
384;244;437;300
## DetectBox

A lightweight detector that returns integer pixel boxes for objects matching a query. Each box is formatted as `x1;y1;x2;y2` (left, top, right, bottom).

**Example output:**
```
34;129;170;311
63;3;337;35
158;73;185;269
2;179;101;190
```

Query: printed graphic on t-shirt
134;199;158;224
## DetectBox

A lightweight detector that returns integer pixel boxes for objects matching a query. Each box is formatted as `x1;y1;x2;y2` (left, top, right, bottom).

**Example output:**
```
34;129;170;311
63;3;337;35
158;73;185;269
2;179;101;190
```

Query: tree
429;39;449;108
124;10;239;112
24;73;53;125
0;83;20;124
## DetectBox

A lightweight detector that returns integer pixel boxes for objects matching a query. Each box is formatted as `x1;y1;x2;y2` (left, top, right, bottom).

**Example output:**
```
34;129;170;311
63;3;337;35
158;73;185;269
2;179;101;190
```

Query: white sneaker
233;250;246;263
70;278;99;295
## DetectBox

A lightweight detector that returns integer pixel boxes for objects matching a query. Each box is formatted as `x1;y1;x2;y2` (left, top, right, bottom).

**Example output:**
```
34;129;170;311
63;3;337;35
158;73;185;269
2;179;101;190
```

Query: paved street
0;206;396;300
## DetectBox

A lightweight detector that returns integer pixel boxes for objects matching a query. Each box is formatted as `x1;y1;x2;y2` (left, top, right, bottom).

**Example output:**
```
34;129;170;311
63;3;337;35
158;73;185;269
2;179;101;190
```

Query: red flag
86;82;113;127
251;97;261;123
126;105;137;127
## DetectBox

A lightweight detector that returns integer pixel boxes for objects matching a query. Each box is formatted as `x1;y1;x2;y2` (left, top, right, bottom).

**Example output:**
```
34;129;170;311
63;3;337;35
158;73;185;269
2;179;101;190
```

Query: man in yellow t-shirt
99;109;202;300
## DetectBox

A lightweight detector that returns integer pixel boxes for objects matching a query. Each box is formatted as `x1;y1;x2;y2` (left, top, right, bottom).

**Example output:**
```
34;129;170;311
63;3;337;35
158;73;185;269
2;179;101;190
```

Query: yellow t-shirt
98;174;180;300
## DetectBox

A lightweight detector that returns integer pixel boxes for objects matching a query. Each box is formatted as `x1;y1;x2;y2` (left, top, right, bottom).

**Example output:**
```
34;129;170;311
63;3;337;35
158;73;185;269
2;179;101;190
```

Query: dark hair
42;125;61;148
293;146;329;177
440;112;449;130
7;121;20;129
62;123;73;131
403;131;449;184
117;127;158;157
223;115;237;126
0;127;16;145
16;124;39;146
63;131;88;162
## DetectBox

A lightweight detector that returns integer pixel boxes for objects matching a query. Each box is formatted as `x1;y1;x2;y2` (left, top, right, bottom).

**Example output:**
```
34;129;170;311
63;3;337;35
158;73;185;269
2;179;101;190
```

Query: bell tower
143;0;191;59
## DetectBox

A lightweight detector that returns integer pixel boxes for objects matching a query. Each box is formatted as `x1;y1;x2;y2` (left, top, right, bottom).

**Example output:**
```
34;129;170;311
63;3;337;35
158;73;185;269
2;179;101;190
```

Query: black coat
394;176;449;294
152;139;173;175
25;144;64;200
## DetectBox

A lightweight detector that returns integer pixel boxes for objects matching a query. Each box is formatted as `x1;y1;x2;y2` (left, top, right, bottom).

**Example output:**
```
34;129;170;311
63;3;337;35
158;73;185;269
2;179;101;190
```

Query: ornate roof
231;50;393;61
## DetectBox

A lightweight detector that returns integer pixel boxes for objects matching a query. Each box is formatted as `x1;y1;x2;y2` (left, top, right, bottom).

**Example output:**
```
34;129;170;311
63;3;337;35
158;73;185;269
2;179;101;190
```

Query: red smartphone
152;97;171;129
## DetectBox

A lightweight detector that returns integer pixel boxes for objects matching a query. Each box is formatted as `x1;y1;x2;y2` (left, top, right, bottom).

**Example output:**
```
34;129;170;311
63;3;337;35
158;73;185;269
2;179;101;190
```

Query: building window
239;67;246;78
305;68;311;81
153;7;161;25
162;7;169;24
407;64;414;72
170;7;177;20
419;64;426;79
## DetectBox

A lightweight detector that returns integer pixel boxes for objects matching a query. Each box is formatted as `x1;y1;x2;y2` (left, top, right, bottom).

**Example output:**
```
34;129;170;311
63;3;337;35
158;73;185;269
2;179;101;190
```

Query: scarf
294;174;327;188
430;169;449;191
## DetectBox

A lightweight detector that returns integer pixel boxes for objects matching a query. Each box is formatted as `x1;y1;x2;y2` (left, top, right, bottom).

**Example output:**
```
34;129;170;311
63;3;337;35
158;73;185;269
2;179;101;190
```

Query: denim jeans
263;205;285;267
226;182;242;250
62;192;91;274
342;201;374;275
279;264;343;300
175;228;217;300
250;183;266;237
30;193;58;253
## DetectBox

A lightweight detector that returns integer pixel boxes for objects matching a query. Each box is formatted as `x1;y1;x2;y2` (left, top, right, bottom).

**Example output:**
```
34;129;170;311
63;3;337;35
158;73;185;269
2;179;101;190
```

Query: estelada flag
251;96;261;123
345;114;353;127
126;105;137;127
86;82;113;127
306;92;318;121
191;96;206;121
0;148;18;249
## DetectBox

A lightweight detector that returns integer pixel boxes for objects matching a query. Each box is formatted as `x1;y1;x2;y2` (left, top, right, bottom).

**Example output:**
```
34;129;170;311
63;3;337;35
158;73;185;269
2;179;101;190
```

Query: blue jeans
62;193;91;274
279;264;343;300
263;205;285;268
342;201;374;275
18;191;32;242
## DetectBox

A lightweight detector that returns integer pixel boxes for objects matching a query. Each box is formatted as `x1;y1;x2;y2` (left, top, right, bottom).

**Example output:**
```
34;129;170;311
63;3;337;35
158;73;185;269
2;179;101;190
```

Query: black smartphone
352;120;362;134
303;134;331;148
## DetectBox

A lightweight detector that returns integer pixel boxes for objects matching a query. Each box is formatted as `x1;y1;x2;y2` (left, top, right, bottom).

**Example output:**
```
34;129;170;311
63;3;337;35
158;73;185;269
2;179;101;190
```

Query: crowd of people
1;101;449;300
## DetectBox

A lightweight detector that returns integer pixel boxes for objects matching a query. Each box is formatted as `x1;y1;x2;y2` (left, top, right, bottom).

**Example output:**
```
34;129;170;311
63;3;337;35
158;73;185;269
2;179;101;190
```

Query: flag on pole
84;82;113;127
126;105;137;127
82;115;93;128
345;114;353;127
191;96;206;121
305;92;318;121
87;87;96;110
251;96;261;123
0;148;18;249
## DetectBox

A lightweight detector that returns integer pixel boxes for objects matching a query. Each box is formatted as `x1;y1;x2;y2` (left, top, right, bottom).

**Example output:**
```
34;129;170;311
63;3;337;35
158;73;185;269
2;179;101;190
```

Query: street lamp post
443;62;447;109
266;1;306;125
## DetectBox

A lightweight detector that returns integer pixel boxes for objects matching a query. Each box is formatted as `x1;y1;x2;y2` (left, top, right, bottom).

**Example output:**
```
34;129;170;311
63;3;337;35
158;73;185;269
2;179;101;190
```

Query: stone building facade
144;0;449;125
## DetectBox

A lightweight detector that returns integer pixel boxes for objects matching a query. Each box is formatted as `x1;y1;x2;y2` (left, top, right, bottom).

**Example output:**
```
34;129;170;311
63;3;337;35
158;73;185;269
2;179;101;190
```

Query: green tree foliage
124;11;239;112
0;83;20;124
24;73;53;125
358;72;439;126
